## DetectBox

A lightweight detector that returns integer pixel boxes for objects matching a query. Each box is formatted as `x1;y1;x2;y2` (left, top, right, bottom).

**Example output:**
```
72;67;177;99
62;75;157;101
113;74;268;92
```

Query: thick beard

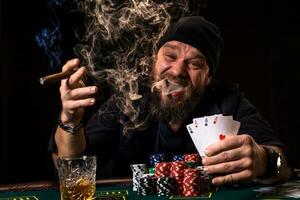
150;84;205;124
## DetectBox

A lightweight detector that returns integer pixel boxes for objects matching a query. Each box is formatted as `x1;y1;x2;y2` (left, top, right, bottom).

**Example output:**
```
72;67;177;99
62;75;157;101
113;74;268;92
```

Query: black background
1;0;299;184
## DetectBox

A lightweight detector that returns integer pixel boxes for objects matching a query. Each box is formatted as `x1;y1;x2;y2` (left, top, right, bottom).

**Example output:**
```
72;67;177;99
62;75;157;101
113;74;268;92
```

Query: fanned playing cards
186;114;240;157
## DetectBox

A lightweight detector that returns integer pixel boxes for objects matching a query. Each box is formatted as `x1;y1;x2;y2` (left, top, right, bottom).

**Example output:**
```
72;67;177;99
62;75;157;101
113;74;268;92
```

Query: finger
65;79;86;89
61;67;86;90
212;170;254;186
78;80;86;87
204;157;252;175
202;147;245;166
63;98;96;111
62;58;80;72
67;67;87;88
62;86;98;101
205;134;253;156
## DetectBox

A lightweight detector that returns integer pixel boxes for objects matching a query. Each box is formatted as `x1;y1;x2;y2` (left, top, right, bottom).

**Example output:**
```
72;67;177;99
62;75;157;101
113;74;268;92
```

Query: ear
204;75;212;86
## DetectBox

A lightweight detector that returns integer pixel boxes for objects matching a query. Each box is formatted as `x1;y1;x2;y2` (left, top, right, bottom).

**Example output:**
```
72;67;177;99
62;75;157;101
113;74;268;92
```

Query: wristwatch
262;146;282;178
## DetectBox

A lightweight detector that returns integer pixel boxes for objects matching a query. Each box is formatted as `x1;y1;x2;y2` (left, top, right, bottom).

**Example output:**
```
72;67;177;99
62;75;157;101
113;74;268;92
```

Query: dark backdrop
1;0;299;184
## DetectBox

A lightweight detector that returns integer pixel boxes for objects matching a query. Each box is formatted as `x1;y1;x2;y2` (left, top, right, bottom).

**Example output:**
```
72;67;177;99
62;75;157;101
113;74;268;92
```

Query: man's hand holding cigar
59;58;98;127
53;58;98;158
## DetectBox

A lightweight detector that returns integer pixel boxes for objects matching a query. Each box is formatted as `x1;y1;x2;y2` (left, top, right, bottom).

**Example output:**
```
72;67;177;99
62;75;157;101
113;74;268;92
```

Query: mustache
151;74;191;95
160;74;189;86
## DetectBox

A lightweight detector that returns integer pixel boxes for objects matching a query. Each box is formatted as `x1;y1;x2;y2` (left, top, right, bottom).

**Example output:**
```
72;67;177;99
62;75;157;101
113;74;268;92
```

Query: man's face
150;40;211;123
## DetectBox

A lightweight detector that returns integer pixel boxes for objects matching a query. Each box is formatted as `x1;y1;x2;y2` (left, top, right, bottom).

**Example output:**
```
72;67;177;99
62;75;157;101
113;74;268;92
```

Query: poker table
1;178;300;200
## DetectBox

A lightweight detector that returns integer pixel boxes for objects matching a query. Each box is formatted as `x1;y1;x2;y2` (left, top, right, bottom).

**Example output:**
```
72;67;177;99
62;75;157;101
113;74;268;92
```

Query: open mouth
151;78;186;96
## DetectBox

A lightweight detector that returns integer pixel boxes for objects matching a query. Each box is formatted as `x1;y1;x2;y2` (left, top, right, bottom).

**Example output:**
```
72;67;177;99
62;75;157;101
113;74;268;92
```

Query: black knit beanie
157;16;223;75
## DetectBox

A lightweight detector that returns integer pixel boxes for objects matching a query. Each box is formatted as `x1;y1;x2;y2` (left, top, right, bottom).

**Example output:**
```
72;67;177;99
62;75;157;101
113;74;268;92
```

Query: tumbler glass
57;155;97;200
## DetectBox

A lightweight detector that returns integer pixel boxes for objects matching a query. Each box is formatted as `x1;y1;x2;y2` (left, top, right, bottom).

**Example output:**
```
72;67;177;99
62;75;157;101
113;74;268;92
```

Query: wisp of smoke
36;0;65;70
72;0;202;134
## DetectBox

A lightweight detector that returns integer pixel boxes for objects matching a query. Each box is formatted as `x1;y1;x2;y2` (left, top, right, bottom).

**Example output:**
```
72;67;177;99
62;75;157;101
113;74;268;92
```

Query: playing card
186;123;206;156
189;116;216;156
193;114;223;128
194;115;224;147
187;114;240;157
212;115;239;136
231;120;241;134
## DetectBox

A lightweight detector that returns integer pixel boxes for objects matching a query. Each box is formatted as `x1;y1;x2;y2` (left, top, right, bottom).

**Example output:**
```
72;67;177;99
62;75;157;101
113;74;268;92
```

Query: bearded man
50;16;292;185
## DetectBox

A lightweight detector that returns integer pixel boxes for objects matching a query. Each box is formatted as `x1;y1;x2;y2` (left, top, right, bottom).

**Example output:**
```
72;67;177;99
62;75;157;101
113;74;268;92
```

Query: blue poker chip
149;153;166;166
172;154;184;161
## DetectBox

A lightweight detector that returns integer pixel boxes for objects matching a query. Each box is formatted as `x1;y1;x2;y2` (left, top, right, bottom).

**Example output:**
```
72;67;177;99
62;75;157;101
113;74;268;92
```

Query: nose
169;60;187;77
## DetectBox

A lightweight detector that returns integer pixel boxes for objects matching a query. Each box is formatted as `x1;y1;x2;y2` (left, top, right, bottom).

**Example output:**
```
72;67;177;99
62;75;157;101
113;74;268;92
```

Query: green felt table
0;179;299;200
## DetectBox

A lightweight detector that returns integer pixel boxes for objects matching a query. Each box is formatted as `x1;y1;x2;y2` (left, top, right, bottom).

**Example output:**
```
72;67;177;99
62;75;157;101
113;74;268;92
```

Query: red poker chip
155;162;171;177
183;191;198;195
184;153;201;163
170;161;187;178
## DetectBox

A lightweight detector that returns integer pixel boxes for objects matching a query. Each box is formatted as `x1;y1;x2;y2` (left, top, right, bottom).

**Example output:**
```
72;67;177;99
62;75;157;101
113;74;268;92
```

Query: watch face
271;149;282;176
276;152;282;171
263;146;282;177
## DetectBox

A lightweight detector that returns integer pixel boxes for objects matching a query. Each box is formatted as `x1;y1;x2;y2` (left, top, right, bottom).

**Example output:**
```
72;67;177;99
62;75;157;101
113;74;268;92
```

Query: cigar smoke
72;0;205;134
36;0;65;70
151;78;187;96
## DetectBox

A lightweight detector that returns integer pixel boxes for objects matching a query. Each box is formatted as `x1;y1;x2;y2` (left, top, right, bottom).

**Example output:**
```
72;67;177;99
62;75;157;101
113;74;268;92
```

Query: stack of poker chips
184;153;201;168
149;153;166;175
170;161;187;195
156;176;176;196
138;174;157;195
184;153;201;163
197;166;214;192
155;162;171;177
172;154;184;161
150;153;166;166
155;162;175;196
182;168;202;197
132;153;211;197
130;164;148;191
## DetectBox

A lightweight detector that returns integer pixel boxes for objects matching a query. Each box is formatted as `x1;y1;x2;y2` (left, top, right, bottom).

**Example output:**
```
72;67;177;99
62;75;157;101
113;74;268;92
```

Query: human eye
188;55;206;69
188;60;203;69
164;52;177;61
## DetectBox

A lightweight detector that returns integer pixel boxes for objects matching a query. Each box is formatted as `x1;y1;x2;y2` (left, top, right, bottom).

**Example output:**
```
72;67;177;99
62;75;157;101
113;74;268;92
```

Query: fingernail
203;167;208;173
70;59;76;64
205;148;210;156
90;99;95;104
202;157;206;165
71;58;79;64
212;179;217;185
90;87;97;92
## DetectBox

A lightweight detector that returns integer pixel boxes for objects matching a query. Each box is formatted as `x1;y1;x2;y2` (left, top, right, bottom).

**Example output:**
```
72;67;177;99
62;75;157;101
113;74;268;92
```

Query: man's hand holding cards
186;114;240;157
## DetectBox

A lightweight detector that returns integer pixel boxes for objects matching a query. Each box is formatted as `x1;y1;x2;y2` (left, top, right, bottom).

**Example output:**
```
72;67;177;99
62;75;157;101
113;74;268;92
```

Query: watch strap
58;116;83;135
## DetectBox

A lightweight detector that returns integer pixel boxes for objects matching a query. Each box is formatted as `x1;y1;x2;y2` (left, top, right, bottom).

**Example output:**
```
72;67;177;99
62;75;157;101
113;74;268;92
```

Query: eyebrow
190;52;206;60
163;43;179;50
163;43;205;60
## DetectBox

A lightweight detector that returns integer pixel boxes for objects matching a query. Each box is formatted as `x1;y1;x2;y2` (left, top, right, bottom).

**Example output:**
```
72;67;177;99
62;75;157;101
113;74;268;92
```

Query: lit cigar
39;69;77;85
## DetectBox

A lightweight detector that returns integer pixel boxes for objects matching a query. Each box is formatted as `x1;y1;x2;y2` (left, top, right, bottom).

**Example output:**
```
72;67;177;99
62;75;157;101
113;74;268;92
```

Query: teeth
163;79;184;95
151;78;185;96
163;86;184;95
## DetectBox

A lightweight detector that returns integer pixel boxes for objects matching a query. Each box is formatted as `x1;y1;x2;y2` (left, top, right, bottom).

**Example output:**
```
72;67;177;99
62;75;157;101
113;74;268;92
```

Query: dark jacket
82;81;283;178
